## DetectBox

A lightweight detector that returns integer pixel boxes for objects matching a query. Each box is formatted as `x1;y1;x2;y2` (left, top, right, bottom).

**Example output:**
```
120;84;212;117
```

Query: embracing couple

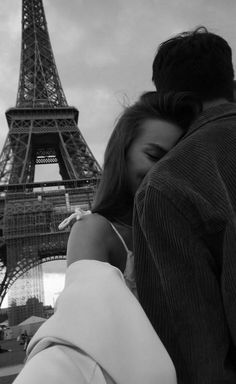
14;27;236;384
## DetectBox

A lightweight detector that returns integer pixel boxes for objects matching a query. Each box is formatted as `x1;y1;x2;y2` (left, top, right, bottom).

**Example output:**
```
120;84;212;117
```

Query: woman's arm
66;213;111;267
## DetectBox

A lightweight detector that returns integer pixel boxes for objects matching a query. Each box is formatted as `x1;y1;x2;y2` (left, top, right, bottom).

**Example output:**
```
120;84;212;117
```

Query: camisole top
108;222;138;298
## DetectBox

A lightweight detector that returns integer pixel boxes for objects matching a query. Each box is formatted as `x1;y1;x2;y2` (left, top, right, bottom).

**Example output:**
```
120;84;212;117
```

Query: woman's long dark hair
92;91;202;224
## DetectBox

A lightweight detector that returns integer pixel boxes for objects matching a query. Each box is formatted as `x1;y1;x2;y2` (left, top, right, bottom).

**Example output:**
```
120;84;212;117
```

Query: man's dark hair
152;26;234;102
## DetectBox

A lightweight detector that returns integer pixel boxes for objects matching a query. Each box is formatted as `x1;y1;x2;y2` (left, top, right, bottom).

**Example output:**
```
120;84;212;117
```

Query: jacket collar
184;102;236;139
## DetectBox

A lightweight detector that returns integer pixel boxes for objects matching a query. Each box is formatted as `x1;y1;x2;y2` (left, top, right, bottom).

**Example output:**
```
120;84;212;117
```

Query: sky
1;0;236;307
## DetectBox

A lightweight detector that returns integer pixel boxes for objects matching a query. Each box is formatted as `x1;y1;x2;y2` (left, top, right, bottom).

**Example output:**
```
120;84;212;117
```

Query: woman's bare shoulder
72;213;112;237
66;213;113;266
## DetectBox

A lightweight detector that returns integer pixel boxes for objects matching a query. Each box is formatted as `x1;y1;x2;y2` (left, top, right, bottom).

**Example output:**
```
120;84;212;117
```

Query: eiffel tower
0;0;101;308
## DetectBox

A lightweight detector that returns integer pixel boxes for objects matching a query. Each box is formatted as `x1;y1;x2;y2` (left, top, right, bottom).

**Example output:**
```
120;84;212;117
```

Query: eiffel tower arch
0;0;101;307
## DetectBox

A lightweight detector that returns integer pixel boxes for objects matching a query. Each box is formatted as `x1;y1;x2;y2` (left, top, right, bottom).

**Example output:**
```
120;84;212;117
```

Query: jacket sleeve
13;344;109;384
221;222;236;347
134;185;232;382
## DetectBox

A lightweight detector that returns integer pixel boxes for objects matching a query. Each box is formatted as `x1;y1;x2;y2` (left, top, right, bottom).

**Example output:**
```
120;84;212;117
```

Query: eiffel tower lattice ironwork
0;0;101;306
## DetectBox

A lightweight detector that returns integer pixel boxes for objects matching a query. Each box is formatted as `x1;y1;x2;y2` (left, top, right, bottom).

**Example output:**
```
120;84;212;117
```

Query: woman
13;92;200;384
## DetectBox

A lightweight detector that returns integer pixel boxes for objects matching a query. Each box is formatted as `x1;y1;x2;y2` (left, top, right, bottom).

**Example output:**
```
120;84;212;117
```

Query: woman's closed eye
144;144;167;162
145;151;166;162
145;152;161;161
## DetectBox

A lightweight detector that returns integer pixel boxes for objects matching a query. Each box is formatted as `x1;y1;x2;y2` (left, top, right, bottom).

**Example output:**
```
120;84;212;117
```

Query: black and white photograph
0;1;236;383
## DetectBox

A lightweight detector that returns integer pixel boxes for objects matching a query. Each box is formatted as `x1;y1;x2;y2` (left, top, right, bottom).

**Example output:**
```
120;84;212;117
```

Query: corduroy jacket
134;103;236;383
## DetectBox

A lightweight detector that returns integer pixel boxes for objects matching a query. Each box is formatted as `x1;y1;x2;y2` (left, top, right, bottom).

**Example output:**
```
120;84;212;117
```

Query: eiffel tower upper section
0;0;101;186
17;0;67;109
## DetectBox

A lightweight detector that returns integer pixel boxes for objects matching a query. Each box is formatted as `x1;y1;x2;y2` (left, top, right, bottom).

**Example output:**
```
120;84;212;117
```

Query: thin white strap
109;222;129;254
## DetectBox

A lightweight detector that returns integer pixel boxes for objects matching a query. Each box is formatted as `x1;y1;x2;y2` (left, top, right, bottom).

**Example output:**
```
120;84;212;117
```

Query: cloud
67;85;126;164
1;0;235;165
0;0;235;186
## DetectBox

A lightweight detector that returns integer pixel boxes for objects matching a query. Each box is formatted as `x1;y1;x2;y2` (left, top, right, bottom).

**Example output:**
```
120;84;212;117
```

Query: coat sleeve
13;259;177;384
133;185;232;382
13;344;109;384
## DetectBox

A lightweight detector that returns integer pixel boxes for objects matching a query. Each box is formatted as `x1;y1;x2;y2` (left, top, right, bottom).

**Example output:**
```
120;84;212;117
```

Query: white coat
13;260;177;384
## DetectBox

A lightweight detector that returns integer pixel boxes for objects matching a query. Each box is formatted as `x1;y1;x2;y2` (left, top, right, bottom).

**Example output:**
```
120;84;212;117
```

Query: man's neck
202;98;229;111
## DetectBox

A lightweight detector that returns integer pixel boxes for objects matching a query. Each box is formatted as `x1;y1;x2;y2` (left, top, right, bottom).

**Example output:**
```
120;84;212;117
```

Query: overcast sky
1;0;236;306
0;0;236;166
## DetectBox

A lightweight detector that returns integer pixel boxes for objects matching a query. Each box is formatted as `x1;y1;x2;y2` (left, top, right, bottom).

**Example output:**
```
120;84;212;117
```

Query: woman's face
126;118;183;195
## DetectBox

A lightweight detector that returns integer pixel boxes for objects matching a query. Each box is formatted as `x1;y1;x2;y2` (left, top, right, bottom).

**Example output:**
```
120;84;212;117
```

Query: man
134;27;236;383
